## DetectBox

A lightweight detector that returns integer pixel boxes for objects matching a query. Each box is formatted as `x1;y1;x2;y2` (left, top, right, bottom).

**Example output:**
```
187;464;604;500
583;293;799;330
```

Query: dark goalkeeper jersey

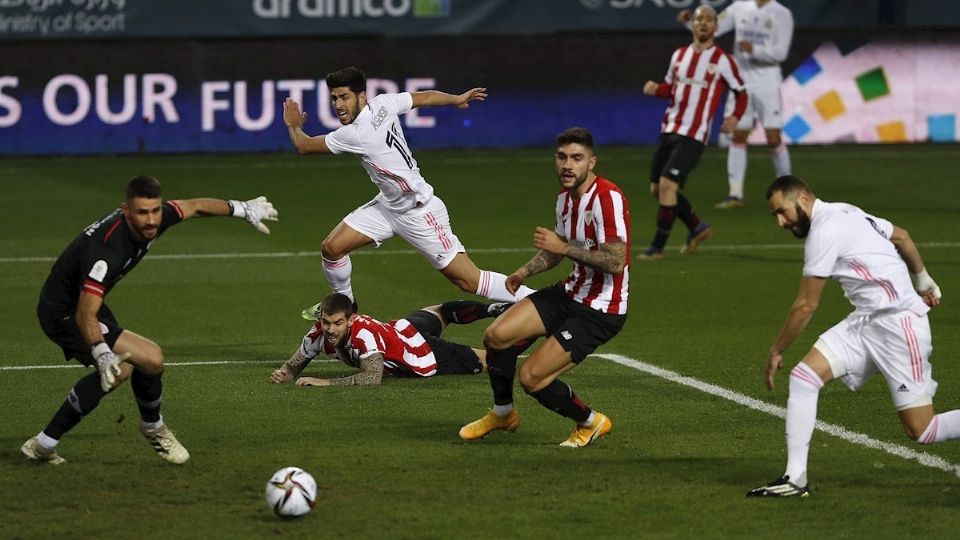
38;201;184;318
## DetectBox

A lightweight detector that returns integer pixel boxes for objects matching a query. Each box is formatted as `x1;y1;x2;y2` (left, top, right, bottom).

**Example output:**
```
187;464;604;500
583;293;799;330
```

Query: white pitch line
0;359;281;371
3;241;958;264
597;353;960;478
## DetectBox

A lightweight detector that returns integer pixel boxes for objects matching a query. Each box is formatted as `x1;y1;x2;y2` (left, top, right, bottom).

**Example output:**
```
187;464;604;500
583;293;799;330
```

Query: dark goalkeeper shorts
37;301;123;367
649;133;705;188
406;309;483;376
528;283;627;364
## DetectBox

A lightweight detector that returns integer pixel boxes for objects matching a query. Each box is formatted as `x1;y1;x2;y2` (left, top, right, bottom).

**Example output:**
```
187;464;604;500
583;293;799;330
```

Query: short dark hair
557;127;594;150
126;175;162;200
766;175;813;201
320;293;354;318
325;67;366;95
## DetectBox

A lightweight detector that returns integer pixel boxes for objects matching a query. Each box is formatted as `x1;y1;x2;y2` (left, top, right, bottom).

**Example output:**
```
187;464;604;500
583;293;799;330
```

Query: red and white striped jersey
300;314;438;377
555;176;630;315
658;45;746;143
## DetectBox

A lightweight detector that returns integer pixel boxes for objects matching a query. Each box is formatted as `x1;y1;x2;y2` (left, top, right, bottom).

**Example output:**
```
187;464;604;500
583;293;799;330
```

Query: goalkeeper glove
229;196;278;235
913;268;942;301
92;342;122;392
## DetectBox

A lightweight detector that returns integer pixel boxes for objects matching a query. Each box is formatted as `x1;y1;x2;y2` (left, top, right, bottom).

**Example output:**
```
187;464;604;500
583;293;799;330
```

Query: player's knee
139;344;164;375
320;239;344;260
517;364;544;393
483;325;515;351
903;419;930;442
767;133;783;147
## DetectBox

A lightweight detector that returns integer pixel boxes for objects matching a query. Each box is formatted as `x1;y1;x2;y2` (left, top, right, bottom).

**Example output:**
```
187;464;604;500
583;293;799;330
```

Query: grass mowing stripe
598;352;960;479
3;241;959;264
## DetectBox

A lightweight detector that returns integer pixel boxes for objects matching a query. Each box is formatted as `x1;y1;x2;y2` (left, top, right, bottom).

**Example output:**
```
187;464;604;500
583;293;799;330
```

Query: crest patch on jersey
89;260;109;282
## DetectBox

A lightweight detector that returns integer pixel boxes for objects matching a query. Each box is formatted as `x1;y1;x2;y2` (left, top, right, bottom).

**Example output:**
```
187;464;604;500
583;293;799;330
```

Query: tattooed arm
269;348;314;384
533;225;626;274
295;353;385;387
506;247;565;295
564;242;627;274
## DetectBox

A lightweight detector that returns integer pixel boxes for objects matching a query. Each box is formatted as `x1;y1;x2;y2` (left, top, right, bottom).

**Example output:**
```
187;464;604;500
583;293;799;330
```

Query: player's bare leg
904;402;960;444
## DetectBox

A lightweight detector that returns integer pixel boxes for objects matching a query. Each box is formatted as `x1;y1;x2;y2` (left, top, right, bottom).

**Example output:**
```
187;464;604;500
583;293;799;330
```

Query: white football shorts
343;195;465;270
725;80;785;131
814;310;937;410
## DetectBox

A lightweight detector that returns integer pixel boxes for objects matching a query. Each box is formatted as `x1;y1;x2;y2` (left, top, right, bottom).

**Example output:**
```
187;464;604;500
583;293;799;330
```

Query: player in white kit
282;67;535;306
679;0;793;209
748;176;953;498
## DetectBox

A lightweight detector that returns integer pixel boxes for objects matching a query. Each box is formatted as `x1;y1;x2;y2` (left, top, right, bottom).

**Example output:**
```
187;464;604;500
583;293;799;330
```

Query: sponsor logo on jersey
89;260;109;282
570;238;596;250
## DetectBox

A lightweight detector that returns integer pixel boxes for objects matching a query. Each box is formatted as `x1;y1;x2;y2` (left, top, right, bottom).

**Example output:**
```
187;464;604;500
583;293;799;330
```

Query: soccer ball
265;467;317;517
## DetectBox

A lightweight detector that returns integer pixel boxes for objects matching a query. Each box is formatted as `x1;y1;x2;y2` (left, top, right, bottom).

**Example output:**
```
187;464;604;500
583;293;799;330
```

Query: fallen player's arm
296;353;384;387
269;348;314;384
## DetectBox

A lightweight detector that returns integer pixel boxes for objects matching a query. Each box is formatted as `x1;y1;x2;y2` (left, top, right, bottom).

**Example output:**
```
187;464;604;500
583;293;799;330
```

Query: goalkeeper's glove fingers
230;196;279;235
92;343;127;392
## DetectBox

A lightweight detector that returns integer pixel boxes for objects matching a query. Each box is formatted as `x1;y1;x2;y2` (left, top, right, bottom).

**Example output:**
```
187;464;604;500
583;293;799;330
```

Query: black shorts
405;310;483;376
527;284;626;364
36;301;123;367
649;133;705;188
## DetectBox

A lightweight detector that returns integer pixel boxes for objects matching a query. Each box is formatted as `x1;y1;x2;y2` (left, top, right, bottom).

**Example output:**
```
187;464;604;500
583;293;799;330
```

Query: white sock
918;410;960;444
476;270;535;302
771;143;791;176
727;143;747;199
140;417;164;433
36;431;59;450
322;256;354;301
493;403;514;417
784;363;823;486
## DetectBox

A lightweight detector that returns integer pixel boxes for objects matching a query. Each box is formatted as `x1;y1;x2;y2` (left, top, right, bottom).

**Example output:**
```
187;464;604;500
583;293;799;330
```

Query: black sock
131;370;163;423
528;379;591;423
651;204;678;250
487;340;533;406
676;193;701;232
440;300;494;325
42;372;108;440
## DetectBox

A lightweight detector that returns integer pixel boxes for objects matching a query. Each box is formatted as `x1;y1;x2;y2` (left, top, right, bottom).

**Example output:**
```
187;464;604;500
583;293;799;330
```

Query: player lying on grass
24;175;277;465
269;293;510;386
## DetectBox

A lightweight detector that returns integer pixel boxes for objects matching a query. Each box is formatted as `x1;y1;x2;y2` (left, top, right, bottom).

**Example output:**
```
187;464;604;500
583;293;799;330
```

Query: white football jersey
803;199;929;317
324;93;434;213
715;0;793;82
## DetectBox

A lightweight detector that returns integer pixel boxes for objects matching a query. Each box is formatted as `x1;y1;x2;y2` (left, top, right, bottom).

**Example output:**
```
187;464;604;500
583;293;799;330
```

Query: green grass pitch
1;145;959;538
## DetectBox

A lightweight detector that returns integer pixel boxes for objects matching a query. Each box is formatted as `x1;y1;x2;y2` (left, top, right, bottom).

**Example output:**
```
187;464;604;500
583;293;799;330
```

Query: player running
679;0;794;209
23;176;277;465
460;127;630;447
637;4;747;261
749;175;953;497
282;66;535;307
269;294;510;386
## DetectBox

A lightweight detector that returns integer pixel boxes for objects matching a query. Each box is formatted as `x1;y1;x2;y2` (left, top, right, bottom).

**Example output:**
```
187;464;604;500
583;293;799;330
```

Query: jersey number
385;123;413;169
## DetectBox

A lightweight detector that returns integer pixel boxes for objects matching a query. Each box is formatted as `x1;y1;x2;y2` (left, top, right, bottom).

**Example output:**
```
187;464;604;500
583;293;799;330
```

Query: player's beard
790;204;811;238
559;170;588;191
